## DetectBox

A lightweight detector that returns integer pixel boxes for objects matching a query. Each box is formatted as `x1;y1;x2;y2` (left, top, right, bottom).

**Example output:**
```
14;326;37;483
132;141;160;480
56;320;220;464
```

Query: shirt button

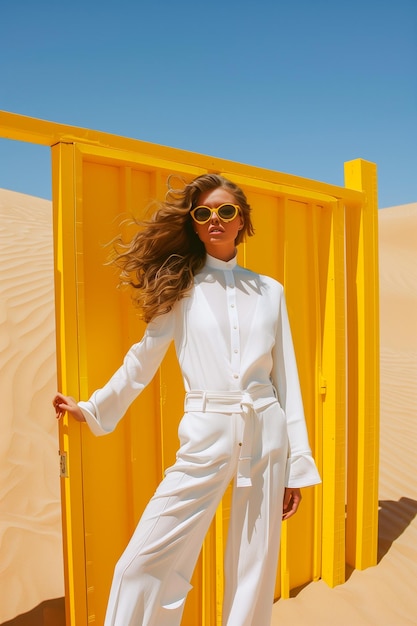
234;349;238;354
230;303;235;308
233;374;239;379
239;442;243;447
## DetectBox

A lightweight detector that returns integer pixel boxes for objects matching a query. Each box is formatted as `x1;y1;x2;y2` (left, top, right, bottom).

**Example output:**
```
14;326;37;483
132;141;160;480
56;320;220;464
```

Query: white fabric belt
184;385;278;488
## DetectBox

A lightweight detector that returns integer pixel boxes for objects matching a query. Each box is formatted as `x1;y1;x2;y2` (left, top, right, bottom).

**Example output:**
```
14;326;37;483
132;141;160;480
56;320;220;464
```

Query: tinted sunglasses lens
193;207;212;223
218;204;237;220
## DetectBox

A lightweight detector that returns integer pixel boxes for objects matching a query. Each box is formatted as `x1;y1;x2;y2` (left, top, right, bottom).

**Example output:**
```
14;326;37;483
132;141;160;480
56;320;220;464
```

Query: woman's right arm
54;310;175;436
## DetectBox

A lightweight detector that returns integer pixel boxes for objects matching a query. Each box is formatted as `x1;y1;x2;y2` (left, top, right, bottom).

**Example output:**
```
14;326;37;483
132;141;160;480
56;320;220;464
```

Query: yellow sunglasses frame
190;203;240;224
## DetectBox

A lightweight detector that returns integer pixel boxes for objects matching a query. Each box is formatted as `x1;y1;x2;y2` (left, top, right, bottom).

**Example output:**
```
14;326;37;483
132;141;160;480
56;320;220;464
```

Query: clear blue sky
0;0;416;208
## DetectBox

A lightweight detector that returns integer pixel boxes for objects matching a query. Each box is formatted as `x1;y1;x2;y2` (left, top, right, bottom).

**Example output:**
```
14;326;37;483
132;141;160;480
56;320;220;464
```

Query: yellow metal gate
0;111;379;626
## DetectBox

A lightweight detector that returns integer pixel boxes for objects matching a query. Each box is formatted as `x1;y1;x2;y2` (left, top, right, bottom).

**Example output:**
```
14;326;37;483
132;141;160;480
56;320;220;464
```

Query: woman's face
192;187;244;261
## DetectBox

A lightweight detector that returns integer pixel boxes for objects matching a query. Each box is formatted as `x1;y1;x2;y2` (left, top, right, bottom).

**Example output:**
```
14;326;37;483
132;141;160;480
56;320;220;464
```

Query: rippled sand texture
271;203;417;625
0;189;64;623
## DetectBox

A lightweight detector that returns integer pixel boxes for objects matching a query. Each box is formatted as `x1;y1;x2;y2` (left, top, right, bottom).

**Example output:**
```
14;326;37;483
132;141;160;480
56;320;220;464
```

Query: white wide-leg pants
104;388;288;626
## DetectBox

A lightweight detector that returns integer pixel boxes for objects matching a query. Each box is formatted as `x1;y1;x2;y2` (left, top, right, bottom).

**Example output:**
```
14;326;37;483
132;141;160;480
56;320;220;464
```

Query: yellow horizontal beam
1;109;364;205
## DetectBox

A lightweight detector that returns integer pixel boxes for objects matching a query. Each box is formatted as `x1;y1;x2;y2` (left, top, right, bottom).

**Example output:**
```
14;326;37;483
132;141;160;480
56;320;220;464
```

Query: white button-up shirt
79;253;321;488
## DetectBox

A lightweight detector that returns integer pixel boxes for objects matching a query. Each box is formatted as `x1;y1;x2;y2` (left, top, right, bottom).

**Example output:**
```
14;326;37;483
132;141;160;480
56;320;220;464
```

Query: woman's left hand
282;487;302;520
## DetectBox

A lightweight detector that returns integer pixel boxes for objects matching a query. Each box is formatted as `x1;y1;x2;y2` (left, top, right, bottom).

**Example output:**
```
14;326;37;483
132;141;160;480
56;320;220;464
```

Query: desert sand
0;189;416;625
0;190;64;623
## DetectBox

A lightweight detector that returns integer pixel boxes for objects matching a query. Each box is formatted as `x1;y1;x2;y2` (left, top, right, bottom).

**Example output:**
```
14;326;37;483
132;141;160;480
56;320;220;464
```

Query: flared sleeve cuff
78;401;112;437
286;454;321;488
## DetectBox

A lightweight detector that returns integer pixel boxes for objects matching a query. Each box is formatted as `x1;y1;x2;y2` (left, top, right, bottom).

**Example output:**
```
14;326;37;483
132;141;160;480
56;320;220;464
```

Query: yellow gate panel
56;144;209;625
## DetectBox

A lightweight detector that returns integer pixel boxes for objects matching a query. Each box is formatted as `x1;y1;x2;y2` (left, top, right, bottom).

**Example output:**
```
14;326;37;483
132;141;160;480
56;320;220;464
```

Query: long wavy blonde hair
111;173;254;322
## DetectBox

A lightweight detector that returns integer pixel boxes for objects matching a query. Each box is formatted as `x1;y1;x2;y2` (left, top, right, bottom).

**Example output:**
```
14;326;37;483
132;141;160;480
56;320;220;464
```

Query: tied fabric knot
237;393;256;488
184;386;278;489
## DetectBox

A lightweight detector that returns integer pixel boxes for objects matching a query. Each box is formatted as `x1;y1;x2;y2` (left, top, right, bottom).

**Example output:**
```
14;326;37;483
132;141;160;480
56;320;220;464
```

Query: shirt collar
204;252;238;271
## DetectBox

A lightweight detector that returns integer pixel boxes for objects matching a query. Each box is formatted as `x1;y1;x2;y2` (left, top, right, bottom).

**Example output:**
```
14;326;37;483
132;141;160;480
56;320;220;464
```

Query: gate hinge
59;451;68;478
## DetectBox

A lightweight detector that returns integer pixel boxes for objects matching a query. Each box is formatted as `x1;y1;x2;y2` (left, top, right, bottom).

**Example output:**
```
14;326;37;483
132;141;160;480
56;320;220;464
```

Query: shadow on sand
287;496;417;598
377;496;417;562
1;599;65;626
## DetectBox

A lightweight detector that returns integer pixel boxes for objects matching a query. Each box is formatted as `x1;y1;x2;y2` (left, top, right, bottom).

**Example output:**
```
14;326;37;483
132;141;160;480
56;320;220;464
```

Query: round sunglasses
190;203;240;224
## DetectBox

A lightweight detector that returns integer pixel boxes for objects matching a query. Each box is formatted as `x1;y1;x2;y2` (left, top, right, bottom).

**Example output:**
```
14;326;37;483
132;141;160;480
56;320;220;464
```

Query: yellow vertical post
344;159;379;569
52;142;87;626
319;201;347;587
311;204;323;584
214;505;226;625
279;522;290;598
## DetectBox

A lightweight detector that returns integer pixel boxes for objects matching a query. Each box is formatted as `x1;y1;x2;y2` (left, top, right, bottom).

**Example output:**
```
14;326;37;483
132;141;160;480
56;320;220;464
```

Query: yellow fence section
0;111;379;626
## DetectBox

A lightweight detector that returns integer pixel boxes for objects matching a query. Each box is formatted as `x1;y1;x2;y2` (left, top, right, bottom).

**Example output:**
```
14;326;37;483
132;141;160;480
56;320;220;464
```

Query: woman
53;173;321;626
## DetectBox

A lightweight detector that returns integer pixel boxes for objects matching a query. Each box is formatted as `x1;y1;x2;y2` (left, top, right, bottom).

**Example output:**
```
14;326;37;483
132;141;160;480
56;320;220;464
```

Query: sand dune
0;189;416;624
0;190;63;623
